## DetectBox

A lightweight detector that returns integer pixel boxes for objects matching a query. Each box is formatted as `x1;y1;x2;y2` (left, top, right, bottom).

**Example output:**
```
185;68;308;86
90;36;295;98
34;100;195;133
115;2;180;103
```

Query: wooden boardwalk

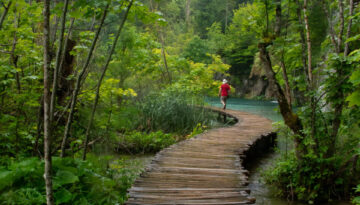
126;108;273;205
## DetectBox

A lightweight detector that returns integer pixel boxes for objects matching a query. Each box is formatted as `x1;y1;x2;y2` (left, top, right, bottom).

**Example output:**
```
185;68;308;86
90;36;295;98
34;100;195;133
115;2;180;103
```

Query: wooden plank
125;107;273;205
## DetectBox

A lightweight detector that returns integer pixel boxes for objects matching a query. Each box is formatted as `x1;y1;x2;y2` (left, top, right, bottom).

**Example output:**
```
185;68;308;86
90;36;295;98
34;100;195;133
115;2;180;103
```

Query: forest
0;0;359;204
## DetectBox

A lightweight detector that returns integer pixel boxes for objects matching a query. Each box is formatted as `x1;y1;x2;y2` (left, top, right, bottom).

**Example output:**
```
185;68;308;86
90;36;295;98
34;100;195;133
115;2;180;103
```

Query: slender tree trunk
89;14;96;31
43;0;54;204
60;2;110;158
295;0;308;82
344;0;354;56
303;0;318;141
275;0;281;37
50;16;59;51
337;0;344;52
34;96;44;157
321;0;339;52
185;0;191;29
281;0;291;107
58;18;75;74
50;0;70;123
303;0;312;84
225;0;228;30
10;10;21;94
160;32;171;84
82;0;133;160
327;0;352;157
0;1;12;30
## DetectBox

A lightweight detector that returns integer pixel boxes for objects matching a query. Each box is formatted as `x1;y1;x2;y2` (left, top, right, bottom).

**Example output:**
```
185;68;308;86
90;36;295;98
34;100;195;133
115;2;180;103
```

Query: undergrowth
0;155;144;204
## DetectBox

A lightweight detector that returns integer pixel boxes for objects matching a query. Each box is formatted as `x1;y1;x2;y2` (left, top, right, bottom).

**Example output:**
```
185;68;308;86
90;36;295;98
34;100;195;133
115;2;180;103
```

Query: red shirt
220;84;230;96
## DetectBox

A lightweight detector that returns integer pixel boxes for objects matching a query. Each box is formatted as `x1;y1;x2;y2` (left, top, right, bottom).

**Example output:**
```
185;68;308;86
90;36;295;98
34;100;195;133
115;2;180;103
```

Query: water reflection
206;97;282;122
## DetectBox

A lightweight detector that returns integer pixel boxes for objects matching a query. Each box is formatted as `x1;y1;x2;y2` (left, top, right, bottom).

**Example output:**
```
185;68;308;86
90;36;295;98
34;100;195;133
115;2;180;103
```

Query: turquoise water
207;97;350;205
207;97;283;122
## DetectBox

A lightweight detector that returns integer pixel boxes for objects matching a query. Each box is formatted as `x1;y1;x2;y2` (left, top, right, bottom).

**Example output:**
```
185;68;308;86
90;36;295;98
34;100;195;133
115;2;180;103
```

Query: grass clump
137;90;215;135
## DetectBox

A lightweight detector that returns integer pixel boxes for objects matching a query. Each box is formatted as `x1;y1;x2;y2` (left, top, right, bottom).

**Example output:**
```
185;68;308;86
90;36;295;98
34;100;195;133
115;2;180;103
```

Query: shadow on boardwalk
126;107;274;205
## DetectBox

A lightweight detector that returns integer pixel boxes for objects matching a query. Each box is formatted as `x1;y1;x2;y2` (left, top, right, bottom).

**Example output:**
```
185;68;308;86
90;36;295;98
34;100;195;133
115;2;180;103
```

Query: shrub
116;130;176;154
0;155;145;204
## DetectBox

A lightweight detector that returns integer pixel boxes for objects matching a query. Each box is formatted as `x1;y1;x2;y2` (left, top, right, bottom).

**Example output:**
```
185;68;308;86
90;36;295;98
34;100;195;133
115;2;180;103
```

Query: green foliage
0;156;145;204
185;123;207;139
182;36;211;63
265;149;359;203
117;131;176;154
265;111;360;203
353;185;360;205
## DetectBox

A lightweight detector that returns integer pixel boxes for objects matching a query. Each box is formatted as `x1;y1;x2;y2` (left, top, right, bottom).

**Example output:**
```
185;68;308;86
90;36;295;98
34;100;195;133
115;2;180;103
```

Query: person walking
219;79;230;110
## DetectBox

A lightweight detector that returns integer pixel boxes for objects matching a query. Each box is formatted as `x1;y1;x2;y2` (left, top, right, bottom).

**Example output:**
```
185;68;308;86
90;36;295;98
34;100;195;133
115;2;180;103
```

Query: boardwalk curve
126;108;273;204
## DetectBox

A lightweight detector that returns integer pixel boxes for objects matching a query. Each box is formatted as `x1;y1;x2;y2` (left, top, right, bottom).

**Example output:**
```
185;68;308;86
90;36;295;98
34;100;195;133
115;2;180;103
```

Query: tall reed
137;90;213;134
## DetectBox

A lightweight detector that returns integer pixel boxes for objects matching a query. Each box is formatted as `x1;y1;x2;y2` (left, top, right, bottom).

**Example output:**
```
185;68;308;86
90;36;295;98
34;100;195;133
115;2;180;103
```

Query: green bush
117;131;176;154
264;148;359;204
0;156;144;204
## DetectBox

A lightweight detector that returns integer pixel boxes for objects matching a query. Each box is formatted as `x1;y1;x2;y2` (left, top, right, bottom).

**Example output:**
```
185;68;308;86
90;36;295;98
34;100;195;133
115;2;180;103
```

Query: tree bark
0;1;12;30
60;2;110;158
43;0;54;204
274;0;282;37
258;43;304;159
303;0;312;84
337;0;345;52
344;0;354;56
50;0;70;123
82;0;133;160
280;59;291;107
160;32;171;84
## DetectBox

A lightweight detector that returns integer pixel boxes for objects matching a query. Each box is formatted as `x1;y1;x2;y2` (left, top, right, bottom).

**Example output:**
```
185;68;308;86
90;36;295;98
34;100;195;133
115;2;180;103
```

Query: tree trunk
0;1;12;30
274;0;281;37
303;0;319;141
327;0;352;157
280;60;291;107
50;0;70;123
60;2;110;158
10;9;21;94
82;0;133;160
43;0;54;204
34;96;44;158
258;43;304;160
160;32;171;84
303;0;312;84
337;0;344;52
225;0;228;30
185;0;191;29
321;0;339;52
344;0;354;56
295;0;309;82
